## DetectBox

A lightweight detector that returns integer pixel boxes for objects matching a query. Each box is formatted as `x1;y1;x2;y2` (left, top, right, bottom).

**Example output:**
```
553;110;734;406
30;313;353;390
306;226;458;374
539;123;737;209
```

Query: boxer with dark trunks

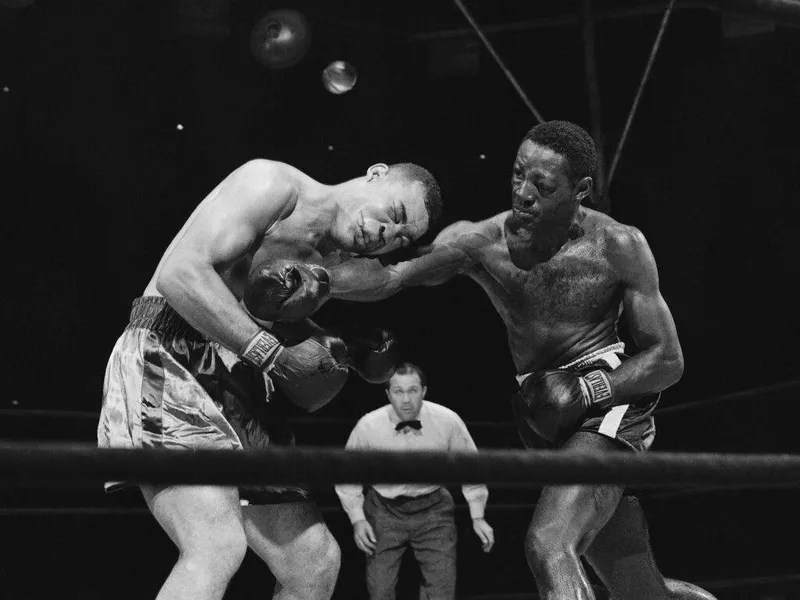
97;159;441;600
327;121;715;599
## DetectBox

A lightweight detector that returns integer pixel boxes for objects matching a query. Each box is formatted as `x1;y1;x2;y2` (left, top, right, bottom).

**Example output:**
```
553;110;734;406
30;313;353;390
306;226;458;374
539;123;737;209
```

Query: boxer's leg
141;484;247;600
525;432;625;600
242;501;340;600
584;496;718;600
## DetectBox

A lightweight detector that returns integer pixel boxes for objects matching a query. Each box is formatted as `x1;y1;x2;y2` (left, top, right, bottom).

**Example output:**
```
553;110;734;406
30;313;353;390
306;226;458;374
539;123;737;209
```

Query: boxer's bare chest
471;232;620;328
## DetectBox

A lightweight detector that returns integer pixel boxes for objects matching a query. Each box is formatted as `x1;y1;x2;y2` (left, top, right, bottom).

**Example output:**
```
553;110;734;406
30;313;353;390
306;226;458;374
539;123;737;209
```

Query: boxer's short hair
391;163;442;227
523;121;596;183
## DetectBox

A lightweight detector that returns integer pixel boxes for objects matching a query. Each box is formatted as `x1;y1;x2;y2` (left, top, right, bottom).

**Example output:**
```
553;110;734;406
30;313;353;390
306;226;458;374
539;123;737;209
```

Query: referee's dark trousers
364;486;457;600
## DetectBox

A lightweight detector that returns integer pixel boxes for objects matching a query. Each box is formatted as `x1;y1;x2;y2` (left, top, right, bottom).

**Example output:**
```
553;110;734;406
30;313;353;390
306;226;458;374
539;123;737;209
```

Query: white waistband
516;342;626;386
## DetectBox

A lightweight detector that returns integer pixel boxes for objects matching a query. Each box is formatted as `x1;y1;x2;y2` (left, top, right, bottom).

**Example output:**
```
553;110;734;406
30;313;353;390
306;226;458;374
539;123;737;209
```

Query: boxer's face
510;140;591;229
386;372;426;421
340;177;429;255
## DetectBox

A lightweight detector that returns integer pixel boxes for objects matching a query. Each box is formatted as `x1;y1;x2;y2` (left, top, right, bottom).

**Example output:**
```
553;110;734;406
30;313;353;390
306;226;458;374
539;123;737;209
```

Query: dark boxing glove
337;325;400;384
269;319;351;412
244;259;330;321
519;368;614;443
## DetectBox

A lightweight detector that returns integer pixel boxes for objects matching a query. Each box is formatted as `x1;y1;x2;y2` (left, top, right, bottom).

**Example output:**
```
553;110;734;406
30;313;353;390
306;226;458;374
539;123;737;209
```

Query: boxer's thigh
583;495;684;600
141;484;246;556
529;432;625;553
242;501;340;587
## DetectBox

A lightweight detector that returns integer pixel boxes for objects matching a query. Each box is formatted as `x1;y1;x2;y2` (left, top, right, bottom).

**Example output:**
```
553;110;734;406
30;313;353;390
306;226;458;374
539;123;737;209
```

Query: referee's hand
353;519;377;556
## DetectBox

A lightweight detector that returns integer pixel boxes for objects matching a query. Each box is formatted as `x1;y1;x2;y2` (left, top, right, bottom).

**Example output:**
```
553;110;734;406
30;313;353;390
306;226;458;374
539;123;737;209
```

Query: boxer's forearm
157;260;261;353
328;258;402;301
330;246;469;301
607;343;684;400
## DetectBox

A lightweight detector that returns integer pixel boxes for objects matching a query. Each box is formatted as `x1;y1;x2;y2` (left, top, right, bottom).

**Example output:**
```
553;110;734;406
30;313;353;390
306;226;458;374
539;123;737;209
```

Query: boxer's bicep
155;160;295;350
405;220;480;286
618;228;682;361
394;243;473;287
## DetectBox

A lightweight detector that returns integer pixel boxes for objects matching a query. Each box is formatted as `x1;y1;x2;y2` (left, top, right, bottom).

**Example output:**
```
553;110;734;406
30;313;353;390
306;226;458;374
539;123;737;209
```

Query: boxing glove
519;368;614;443
269;319;351;412
338;325;400;384
244;259;330;321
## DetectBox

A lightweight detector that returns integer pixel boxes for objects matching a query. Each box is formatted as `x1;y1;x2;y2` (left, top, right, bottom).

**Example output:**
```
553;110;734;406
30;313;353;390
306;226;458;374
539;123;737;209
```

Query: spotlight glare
479;154;486;160
322;61;357;95
176;124;184;131
1;86;9;93
327;145;334;151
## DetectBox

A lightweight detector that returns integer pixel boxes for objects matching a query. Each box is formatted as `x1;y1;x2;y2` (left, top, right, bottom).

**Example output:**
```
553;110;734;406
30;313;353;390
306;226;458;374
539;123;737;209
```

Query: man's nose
381;223;401;243
515;181;536;208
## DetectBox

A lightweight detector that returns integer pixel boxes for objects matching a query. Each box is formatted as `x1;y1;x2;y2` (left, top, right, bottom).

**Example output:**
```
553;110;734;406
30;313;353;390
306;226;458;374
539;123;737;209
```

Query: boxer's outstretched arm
606;226;684;398
329;221;479;301
156;160;296;352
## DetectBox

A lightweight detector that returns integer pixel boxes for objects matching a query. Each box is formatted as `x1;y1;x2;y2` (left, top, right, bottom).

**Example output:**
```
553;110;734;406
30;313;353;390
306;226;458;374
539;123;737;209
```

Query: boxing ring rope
654;378;799;416
1;442;800;487
581;0;610;212
452;0;546;124
0;379;796;507
4;377;796;426
606;0;676;189
2;383;798;596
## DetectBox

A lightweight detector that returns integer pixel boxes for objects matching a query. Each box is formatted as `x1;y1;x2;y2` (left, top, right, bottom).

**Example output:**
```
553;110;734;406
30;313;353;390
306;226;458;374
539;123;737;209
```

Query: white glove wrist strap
240;329;283;371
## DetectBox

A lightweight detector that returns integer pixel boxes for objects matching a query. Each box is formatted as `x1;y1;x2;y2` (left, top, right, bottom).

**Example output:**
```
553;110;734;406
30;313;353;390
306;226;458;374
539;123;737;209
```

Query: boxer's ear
575;176;593;203
366;163;389;181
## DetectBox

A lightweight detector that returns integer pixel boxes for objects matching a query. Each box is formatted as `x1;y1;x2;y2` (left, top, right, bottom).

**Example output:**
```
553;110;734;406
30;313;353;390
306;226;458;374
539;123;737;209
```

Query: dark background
1;0;799;598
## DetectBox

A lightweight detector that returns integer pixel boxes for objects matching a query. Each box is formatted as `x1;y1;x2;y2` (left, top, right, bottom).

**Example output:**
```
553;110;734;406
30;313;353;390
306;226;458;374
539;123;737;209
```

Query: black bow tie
395;420;422;432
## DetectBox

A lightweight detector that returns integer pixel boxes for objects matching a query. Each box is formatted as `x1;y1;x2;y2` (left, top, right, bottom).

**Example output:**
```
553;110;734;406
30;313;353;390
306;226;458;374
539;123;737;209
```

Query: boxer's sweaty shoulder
144;159;299;298
443;214;505;265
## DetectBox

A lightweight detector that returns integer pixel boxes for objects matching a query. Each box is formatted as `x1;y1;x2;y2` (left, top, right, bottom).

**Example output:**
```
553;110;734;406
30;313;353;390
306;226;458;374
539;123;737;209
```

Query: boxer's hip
512;342;659;452
98;296;308;503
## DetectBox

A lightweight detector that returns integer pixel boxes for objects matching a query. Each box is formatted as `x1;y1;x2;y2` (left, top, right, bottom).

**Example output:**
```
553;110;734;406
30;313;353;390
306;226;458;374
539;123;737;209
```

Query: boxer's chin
505;211;536;234
506;233;537;270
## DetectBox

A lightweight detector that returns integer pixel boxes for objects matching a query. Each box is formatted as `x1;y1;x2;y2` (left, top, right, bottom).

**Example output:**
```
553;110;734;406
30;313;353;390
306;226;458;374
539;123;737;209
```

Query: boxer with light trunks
97;159;441;600
328;121;716;600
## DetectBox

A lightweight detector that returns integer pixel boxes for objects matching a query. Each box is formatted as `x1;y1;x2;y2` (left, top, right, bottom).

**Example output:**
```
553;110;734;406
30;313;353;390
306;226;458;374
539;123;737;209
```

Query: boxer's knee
308;531;341;596
277;525;340;599
178;525;248;586
525;519;581;575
